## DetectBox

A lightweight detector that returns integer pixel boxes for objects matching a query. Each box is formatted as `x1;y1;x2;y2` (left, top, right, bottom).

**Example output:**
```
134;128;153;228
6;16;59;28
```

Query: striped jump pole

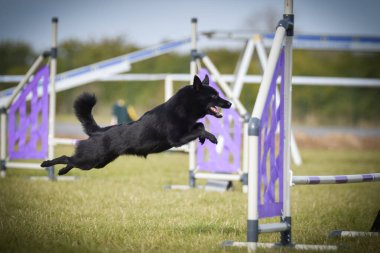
293;173;380;185
329;209;380;238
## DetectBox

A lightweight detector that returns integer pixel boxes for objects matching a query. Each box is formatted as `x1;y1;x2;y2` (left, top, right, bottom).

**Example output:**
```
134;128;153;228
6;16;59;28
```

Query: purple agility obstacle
196;68;242;174
258;49;284;218
8;65;49;160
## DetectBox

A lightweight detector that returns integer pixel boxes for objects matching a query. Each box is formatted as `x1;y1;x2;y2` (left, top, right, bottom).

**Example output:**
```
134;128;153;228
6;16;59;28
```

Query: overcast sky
1;0;380;51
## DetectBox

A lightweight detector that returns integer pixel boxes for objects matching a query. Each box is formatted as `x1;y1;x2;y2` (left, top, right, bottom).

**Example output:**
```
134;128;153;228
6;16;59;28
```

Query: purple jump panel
196;68;242;174
258;49;285;219
8;65;49;160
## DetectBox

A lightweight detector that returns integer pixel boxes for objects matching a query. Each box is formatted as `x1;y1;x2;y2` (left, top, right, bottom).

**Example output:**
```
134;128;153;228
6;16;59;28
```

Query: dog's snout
221;99;232;108
217;96;232;109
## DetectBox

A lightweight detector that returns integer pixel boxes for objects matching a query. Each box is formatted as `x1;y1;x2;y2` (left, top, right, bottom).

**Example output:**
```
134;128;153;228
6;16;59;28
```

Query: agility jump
0;18;59;180
224;0;380;250
0;18;194;179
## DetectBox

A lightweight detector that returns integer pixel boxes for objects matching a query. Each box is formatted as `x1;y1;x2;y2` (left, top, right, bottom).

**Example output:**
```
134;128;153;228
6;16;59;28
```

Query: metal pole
281;0;294;245
188;18;198;187
293;173;380;185
242;119;249;193
0;110;6;177
247;123;259;243
48;17;58;180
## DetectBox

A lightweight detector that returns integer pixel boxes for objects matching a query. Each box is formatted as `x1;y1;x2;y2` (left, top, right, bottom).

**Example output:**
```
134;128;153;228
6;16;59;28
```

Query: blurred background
1;0;380;147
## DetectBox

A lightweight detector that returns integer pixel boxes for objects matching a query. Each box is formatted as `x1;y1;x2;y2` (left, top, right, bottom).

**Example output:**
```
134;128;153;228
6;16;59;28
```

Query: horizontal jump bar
292;173;380;185
329;230;380;238
222;241;337;251
194;172;242;181
2;74;380;88
6;162;44;170
259;222;289;233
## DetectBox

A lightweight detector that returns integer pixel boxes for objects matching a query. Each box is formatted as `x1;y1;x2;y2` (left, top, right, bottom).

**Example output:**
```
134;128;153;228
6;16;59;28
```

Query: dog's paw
40;160;50;167
207;134;218;144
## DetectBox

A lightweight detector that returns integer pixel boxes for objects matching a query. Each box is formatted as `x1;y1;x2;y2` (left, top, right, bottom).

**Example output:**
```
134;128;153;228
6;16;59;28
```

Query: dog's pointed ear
202;75;209;86
193;75;202;91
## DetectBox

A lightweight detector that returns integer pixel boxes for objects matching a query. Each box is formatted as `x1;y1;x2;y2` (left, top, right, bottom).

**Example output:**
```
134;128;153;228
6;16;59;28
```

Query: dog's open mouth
209;106;222;118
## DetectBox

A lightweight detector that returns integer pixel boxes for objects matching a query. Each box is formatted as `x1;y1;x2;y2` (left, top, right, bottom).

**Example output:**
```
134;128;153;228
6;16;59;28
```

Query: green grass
0;147;379;253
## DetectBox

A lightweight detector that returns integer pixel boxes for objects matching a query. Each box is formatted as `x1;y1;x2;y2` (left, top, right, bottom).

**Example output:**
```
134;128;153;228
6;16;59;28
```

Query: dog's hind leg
41;155;70;167
58;165;74;175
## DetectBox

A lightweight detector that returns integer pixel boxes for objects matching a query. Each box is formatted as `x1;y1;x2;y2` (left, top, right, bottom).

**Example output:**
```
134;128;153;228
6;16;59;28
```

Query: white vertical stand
188;18;198;187
0;111;6;177
281;0;294;244
164;76;173;102
48;17;58;180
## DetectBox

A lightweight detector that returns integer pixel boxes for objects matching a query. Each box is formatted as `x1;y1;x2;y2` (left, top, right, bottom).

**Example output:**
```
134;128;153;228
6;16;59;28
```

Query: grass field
0;146;379;253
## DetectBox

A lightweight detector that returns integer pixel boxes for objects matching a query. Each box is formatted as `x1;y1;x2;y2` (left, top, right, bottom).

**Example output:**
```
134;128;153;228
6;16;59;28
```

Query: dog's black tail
74;93;101;136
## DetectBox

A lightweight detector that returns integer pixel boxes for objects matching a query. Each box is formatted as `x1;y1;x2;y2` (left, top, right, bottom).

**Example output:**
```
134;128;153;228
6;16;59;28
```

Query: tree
0;41;36;74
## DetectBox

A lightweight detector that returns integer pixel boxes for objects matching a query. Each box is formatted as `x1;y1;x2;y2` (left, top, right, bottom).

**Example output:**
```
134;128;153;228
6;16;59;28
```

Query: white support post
290;133;302;166
232;38;255;99
247;129;259;242
188;18;198;187
255;37;268;72
48;17;58;179
0;111;6;177
242;120;249;193
281;0;294;245
283;0;293;218
164;75;173;102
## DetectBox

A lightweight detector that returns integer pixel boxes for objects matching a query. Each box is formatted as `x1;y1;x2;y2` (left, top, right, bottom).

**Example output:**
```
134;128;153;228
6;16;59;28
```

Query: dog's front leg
193;123;218;144
170;123;217;147
170;130;202;147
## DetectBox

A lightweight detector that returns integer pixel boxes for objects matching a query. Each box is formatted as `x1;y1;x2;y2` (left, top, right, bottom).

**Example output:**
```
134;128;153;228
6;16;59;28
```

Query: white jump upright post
281;0;294;244
48;17;58;180
188;17;198;188
0;107;5;177
224;0;335;250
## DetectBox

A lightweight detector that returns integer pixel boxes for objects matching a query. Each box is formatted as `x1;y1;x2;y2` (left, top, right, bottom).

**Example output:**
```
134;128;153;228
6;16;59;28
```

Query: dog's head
192;75;232;118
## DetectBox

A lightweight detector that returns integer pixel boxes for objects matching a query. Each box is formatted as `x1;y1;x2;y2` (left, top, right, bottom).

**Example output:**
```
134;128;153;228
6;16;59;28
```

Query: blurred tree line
1;37;380;126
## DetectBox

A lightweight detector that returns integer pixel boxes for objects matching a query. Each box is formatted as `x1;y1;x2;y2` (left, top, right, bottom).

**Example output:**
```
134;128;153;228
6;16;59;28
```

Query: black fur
41;75;232;175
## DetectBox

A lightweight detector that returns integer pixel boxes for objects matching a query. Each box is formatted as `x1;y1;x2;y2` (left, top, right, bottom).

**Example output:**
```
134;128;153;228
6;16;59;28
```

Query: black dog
40;75;232;175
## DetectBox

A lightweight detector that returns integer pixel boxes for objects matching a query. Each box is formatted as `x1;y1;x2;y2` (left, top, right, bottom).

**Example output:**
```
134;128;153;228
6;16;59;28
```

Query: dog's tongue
211;106;222;117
